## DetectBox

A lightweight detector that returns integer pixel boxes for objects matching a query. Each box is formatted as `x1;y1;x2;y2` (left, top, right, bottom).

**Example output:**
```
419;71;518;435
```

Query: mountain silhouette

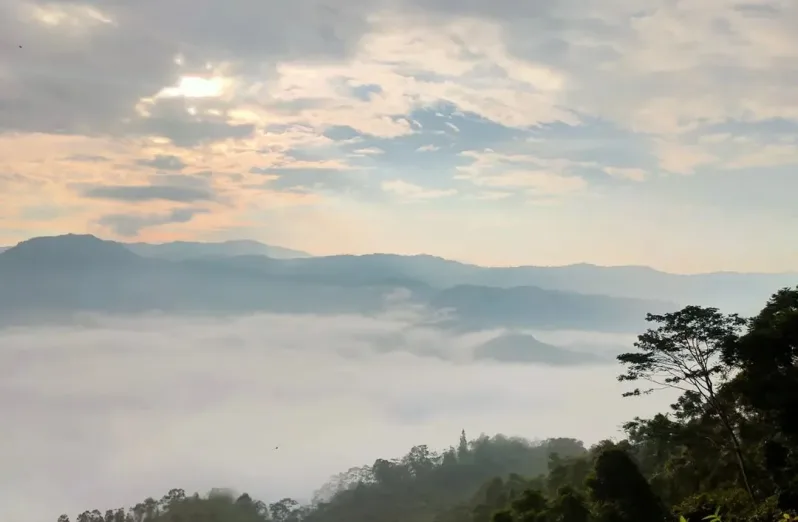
0;234;139;270
474;333;610;365
0;234;677;333
125;239;310;260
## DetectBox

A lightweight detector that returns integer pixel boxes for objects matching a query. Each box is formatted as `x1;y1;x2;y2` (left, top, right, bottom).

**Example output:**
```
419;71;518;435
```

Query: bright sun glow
157;76;225;99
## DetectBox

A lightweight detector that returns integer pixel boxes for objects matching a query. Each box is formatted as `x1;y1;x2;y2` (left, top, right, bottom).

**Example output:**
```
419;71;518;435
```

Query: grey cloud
130;97;256;146
284;148;330;163
0;312;673;522
396;0;565;18
82;184;215;203
4;0;794;148
0;0;615;141
148;171;214;188
0;0;177;136
733;3;780;17
252;166;370;194
136;155;187;171
0;0;379;138
98;207;209;236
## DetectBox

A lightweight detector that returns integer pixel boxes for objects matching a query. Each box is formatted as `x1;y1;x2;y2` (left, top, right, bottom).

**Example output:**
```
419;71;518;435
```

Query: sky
0;311;673;522
1;0;798;272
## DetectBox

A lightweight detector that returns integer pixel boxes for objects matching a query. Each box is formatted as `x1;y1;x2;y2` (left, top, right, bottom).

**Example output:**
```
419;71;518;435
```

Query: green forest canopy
58;286;798;522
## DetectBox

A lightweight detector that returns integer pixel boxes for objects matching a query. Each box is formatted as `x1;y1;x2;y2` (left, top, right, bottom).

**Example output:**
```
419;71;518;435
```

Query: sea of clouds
0;309;675;522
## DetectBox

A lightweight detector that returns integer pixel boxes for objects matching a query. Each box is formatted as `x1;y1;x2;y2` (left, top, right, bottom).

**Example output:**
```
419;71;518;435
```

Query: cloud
4;0;798;144
2;0;798;270
603;167;647;182
381;179;456;200
0;0;373;136
260;167;369;195
454;150;588;197
0;311;672;522
136;154;187;171
81;185;216;203
351;147;385;156
98;207;210;236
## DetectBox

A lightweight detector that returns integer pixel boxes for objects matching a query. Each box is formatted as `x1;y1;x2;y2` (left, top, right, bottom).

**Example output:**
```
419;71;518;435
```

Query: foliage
56;287;798;522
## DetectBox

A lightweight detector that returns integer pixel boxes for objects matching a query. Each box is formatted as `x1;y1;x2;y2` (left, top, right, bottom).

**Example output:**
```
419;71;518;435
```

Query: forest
57;286;798;522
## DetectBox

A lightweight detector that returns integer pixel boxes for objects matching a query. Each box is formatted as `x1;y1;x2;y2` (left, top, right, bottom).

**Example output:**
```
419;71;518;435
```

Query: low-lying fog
0;309;675;522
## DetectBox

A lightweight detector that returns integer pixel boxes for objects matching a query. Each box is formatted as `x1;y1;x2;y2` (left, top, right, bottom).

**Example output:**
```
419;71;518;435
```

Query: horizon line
2;233;796;277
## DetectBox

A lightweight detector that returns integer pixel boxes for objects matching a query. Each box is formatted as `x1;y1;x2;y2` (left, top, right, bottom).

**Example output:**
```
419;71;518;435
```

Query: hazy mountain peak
474;333;608;366
1;233;138;267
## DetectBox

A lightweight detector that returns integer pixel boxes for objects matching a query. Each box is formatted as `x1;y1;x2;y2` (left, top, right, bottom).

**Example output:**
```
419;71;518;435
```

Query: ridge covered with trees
56;287;798;522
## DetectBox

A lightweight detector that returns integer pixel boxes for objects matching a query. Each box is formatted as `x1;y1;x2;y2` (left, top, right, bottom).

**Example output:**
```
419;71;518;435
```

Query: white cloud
455;150;588;197
0;312;671;522
469;191;513;201
25;2;115;30
603;167;647;182
471;170;586;194
381;179;457;200
351;147;385;156
653;139;717;175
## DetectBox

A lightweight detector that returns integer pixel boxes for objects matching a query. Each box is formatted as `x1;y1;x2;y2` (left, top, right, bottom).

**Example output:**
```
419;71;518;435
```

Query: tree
458;429;469;460
270;498;300;522
725;287;798;510
725;287;798;440
616;305;754;499
587;447;667;522
403;444;436;477
547;486;590;522
506;488;549;522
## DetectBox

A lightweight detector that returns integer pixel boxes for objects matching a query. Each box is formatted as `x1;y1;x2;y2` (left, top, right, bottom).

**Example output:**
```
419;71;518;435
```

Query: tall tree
725;287;798;441
725;287;798;510
616;305;754;499
458;430;469;460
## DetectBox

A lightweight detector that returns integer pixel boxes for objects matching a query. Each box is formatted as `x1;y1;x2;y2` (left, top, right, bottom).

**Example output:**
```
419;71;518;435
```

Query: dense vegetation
57;287;798;522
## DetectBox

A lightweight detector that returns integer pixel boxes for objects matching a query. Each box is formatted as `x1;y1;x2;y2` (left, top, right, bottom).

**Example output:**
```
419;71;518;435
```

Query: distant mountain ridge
0;233;139;267
125;239;311;260
0;234;680;334
1;234;795;324
243;254;795;314
0;237;310;259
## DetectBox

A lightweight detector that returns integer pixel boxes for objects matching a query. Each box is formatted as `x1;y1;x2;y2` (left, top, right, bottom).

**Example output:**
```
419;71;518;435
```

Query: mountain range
0;234;794;334
0;239;310;260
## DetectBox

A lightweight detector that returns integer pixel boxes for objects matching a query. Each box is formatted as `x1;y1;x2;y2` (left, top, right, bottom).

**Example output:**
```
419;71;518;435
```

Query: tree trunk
718;413;755;501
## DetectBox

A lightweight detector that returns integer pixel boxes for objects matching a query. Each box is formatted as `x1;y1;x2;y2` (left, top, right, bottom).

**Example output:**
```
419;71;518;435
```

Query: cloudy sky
1;0;797;272
0;312;673;522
